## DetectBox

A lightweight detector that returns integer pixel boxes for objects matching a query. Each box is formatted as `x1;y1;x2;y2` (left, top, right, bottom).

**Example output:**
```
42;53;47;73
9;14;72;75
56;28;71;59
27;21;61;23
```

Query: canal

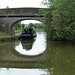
0;31;75;75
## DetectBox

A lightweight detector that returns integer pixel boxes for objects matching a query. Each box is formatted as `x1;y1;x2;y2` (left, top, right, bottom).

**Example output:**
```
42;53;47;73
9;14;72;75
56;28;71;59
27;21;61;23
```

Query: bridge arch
0;8;48;35
8;17;46;35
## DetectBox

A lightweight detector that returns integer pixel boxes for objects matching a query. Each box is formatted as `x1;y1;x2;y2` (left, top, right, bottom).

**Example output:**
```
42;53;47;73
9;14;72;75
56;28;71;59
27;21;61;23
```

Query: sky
0;0;45;8
21;20;42;24
0;0;46;24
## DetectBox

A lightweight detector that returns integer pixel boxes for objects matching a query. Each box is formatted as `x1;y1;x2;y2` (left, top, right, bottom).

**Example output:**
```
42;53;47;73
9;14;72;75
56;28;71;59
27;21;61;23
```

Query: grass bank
0;35;20;41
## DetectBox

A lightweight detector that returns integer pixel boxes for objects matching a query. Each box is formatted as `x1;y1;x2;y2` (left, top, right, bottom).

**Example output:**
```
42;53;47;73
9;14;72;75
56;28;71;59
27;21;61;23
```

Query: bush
43;0;75;41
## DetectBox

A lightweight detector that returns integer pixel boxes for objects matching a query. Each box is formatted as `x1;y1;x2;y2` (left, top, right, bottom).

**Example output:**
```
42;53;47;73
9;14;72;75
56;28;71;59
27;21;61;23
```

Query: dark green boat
21;27;37;39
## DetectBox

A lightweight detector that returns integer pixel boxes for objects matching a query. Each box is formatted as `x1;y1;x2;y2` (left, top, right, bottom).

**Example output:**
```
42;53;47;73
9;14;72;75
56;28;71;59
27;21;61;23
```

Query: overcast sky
0;0;45;8
0;0;46;24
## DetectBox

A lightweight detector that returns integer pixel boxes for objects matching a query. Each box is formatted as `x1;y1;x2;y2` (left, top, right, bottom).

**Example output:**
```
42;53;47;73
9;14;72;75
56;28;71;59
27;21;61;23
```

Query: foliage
15;22;25;30
15;22;46;32
1;36;5;41
0;9;3;15
29;23;46;30
42;0;75;41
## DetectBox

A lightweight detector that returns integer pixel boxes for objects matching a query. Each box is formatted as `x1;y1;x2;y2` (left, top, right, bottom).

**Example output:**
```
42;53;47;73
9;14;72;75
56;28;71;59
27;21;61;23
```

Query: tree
42;0;75;41
0;9;3;15
22;24;25;29
29;23;46;30
15;22;22;30
29;23;34;27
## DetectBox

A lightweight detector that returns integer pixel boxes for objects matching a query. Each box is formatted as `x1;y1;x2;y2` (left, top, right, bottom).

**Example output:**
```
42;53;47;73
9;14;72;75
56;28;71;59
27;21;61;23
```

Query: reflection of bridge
0;40;47;68
0;8;46;35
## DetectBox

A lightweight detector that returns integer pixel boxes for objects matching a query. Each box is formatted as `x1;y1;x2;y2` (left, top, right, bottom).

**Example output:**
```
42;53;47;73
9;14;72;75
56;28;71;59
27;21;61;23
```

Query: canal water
0;31;75;75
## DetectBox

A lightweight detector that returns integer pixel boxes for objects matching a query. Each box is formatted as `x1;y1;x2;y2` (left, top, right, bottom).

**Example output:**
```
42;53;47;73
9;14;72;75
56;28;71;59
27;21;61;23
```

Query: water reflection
21;39;35;50
15;32;47;56
0;31;75;75
0;68;50;75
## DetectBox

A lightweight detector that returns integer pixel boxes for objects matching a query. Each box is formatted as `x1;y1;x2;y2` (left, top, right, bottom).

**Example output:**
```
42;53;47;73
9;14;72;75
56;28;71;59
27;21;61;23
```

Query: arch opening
10;19;46;35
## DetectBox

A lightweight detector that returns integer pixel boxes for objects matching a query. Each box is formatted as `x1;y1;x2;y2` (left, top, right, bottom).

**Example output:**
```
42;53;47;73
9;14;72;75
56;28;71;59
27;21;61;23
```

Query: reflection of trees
0;39;75;75
42;41;75;75
13;40;20;47
21;39;35;50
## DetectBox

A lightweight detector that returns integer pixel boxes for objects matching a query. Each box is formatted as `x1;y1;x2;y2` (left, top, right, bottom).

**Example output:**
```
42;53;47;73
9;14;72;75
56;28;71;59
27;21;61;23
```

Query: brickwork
0;8;46;35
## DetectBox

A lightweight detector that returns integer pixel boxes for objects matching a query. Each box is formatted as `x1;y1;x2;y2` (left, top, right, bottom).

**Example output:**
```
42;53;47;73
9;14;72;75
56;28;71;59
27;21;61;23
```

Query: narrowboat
21;27;37;39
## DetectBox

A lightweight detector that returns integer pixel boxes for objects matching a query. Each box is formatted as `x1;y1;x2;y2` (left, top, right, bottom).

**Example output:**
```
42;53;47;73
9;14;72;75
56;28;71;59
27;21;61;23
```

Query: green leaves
42;0;75;41
0;10;3;15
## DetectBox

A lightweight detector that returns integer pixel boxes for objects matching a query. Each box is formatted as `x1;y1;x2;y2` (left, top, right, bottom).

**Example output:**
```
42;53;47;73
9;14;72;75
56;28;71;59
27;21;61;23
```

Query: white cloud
0;0;45;8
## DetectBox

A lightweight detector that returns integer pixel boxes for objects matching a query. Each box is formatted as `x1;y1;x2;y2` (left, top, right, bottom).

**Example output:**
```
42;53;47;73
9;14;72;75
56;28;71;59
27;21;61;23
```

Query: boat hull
21;33;37;39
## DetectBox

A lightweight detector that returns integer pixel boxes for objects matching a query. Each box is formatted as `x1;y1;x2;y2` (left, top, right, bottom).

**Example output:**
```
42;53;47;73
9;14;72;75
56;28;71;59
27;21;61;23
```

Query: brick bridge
0;8;46;35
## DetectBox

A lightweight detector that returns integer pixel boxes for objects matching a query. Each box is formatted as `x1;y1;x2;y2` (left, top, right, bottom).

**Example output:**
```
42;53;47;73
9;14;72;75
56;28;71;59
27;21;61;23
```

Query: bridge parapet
0;8;44;16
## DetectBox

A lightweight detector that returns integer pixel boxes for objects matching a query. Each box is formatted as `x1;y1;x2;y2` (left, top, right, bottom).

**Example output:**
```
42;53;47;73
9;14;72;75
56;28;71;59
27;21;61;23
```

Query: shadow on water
0;31;75;75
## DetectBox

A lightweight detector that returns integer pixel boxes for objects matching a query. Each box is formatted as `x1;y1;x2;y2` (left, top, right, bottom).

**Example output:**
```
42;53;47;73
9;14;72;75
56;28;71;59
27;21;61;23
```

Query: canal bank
0;35;20;41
